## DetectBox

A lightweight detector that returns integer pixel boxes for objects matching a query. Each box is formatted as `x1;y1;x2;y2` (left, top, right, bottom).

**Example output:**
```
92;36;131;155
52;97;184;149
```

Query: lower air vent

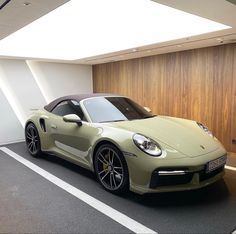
39;118;46;132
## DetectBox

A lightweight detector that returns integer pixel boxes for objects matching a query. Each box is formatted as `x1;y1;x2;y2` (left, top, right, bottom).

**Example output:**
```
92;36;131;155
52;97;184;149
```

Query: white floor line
225;165;236;172
0;147;157;234
0;139;25;146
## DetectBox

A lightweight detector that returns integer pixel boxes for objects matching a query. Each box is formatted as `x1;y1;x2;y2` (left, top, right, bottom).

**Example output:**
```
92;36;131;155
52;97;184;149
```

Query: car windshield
83;97;155;123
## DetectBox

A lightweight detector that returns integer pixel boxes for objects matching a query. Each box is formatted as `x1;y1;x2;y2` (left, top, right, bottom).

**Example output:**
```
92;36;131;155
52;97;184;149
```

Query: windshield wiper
143;115;157;119
100;119;126;123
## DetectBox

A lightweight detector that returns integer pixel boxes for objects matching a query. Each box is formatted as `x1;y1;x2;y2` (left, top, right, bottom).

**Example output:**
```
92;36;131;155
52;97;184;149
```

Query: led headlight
197;122;213;137
133;134;162;156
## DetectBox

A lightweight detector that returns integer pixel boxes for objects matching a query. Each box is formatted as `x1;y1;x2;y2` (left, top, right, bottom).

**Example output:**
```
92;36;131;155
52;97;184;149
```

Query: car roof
44;93;119;112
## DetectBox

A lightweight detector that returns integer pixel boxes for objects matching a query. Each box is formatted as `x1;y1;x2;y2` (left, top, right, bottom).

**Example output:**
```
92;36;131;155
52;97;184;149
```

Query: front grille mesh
199;166;224;182
150;165;224;189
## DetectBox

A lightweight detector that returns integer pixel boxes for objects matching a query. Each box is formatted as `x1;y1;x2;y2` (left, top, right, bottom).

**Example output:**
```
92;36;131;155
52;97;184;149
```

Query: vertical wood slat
93;43;236;152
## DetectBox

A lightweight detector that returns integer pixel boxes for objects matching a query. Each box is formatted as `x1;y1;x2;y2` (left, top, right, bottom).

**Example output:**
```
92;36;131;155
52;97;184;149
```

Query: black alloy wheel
25;123;42;157
94;144;129;194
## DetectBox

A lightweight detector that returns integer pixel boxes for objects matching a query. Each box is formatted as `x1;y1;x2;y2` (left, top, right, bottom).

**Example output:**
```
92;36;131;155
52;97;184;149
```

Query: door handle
51;124;57;129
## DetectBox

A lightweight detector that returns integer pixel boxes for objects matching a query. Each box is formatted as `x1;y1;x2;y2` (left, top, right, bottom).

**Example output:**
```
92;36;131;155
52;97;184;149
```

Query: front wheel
94;144;129;194
25;123;42;157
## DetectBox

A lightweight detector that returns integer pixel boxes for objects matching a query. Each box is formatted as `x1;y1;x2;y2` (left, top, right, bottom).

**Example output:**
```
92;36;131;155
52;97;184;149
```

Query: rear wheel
94;144;129;194
25;123;42;157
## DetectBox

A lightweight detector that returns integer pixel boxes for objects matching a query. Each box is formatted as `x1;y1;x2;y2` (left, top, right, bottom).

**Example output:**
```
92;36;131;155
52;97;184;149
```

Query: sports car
25;94;227;194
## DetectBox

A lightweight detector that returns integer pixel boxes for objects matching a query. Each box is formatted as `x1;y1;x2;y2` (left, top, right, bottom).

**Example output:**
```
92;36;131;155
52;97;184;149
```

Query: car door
48;100;98;169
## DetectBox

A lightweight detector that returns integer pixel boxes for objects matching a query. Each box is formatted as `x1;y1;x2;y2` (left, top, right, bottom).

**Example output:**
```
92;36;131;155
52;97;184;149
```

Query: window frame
50;99;88;122
80;96;153;123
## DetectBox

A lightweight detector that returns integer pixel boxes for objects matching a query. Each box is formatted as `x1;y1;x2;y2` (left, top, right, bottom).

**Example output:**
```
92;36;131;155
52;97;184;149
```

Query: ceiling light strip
0;0;230;60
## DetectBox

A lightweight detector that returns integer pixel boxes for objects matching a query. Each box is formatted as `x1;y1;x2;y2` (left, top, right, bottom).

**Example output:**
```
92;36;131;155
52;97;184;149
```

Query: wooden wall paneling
212;45;233;150
164;53;175;116
142;56;155;110
152;55;165;115
230;45;236;152
93;43;236;152
199;48;214;130
129;59;144;104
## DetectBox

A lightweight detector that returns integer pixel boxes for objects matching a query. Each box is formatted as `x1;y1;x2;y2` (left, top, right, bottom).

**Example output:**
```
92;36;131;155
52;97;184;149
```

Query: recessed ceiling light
23;2;31;6
0;0;231;60
216;38;224;43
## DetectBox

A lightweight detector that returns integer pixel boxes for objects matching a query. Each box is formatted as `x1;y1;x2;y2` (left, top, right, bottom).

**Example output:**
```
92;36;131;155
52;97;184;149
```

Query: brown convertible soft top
44;93;115;112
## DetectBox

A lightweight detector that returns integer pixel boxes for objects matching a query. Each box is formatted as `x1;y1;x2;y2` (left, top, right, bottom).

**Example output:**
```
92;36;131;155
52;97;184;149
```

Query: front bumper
125;146;227;194
132;168;225;194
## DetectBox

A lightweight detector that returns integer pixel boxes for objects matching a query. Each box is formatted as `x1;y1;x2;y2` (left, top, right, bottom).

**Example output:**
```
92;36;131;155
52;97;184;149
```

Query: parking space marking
225;165;236;172
0;147;157;234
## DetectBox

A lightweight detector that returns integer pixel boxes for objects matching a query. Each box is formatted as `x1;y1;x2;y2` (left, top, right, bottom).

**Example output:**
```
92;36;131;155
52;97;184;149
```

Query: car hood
108;116;219;157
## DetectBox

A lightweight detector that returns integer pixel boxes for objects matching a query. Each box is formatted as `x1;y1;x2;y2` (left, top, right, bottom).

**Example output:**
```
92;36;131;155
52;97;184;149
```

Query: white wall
0;60;47;126
27;61;93;103
0;59;92;145
0;89;24;145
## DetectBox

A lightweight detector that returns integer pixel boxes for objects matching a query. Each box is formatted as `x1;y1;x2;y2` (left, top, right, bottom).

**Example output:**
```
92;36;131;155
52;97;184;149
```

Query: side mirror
63;114;82;126
144;106;152;113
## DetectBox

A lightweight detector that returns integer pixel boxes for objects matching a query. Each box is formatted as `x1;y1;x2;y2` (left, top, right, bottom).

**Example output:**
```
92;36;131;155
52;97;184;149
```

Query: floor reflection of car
25;94;227;194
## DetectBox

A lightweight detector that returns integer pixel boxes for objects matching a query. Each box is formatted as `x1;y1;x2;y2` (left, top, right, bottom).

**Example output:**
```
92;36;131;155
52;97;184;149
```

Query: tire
94;143;129;194
25;123;42;157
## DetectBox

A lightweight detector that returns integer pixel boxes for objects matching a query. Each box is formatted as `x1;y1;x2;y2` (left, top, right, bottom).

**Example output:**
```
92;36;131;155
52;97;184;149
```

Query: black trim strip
0;0;12;10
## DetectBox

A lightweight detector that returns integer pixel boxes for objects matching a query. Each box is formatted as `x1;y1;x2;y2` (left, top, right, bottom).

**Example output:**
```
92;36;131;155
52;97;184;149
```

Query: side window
51;101;76;116
51;100;87;121
71;100;86;121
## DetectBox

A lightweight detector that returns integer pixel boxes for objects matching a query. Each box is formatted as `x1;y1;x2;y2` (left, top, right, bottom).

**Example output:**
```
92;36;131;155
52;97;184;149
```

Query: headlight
197;122;213;137
133;134;162;156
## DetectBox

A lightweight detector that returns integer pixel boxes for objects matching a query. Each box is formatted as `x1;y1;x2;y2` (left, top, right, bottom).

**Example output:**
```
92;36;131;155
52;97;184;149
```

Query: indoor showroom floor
0;142;235;234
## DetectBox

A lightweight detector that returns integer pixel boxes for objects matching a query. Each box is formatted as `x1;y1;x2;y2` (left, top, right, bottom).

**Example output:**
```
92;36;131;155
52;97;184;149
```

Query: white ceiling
0;0;69;40
78;0;236;64
0;0;236;64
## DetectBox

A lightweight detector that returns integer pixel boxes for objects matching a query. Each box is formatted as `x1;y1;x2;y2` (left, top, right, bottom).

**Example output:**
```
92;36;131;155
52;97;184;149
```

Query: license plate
206;155;227;173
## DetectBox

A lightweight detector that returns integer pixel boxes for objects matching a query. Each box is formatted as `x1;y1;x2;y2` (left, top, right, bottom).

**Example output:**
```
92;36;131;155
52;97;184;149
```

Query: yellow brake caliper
103;153;109;171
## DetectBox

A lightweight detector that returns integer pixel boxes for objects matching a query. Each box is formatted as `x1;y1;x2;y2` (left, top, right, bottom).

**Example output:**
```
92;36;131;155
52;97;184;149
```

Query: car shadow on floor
122;179;230;208
39;152;230;209
40;152;97;180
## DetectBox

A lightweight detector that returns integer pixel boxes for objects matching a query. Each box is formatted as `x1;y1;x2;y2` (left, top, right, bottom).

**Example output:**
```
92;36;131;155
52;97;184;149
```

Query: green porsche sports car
25;94;227;194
